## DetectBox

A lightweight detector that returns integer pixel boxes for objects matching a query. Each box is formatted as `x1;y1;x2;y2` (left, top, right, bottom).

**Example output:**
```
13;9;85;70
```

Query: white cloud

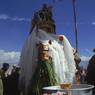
0;14;9;20
85;48;93;54
92;22;95;25
11;16;30;22
0;14;31;22
0;50;20;64
80;48;93;61
80;55;91;61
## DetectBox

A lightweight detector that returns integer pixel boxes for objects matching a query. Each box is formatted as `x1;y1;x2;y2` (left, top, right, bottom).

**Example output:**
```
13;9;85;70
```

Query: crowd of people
0;50;95;95
0;63;20;95
77;49;95;95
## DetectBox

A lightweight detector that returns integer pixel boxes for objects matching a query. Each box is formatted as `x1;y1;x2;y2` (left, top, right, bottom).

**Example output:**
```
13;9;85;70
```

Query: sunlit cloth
19;28;76;95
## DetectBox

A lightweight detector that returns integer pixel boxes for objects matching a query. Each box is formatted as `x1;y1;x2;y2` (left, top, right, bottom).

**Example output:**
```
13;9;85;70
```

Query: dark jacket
86;55;95;85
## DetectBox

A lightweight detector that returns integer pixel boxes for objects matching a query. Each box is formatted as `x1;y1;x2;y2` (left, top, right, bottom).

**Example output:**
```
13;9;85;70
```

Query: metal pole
72;0;78;53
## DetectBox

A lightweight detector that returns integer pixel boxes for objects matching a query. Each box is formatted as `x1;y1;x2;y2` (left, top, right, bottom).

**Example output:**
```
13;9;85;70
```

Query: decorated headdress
30;4;56;34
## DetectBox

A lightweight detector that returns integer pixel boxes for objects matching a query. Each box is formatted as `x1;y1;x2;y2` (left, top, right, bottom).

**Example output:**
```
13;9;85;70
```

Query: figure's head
2;63;9;71
31;4;56;34
12;64;20;72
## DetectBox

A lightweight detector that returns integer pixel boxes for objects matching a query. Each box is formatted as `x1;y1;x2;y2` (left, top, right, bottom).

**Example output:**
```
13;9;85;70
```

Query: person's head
2;63;9;71
12;64;20;73
15;67;20;72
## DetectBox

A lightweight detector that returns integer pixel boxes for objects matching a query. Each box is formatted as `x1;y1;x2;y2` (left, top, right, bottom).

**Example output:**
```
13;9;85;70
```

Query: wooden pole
53;0;79;53
72;0;78;53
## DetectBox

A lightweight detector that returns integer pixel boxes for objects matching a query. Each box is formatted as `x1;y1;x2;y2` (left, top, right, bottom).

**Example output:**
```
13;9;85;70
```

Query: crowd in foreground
0;53;95;95
0;63;20;95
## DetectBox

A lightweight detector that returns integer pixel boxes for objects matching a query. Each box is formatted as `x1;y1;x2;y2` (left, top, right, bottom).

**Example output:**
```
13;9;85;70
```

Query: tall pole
72;0;78;53
53;0;79;52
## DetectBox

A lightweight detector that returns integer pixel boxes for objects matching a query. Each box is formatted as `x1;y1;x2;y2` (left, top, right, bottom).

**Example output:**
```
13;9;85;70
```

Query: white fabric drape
19;28;76;94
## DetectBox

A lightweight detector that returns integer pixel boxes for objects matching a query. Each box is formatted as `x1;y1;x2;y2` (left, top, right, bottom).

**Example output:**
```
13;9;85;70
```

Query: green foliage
28;59;59;95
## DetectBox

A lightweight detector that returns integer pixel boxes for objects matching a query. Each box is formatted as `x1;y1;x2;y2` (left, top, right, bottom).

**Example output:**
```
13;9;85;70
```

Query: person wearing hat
0;63;9;95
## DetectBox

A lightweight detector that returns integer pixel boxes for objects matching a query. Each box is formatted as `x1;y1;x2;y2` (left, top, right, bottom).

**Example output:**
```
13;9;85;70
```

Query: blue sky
0;0;95;64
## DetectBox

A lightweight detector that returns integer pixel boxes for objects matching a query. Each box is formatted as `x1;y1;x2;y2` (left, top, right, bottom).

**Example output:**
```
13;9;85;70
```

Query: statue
30;4;55;34
19;4;77;95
